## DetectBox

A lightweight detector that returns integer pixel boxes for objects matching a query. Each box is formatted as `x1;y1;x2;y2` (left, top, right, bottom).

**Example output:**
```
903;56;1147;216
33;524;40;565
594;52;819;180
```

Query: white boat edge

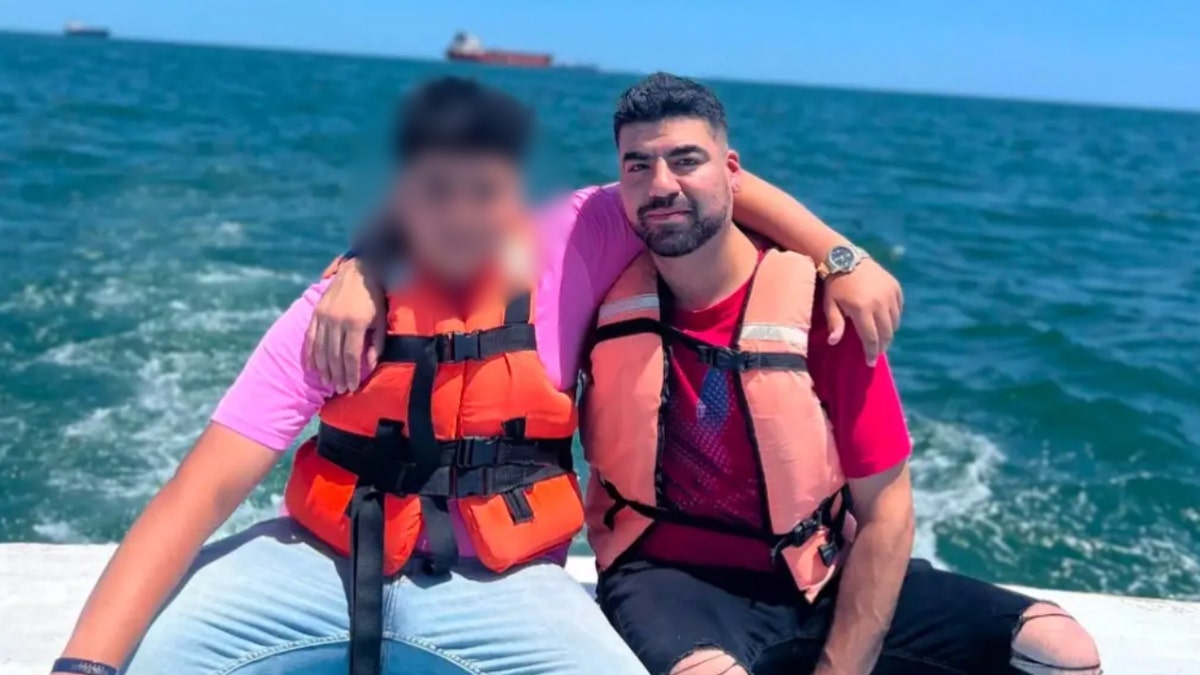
0;543;1195;674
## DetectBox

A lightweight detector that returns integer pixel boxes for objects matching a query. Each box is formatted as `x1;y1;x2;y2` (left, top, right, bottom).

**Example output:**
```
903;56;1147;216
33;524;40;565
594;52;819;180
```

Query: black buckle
770;517;821;565
697;345;750;371
788;518;820;545
818;542;838;567
436;332;482;363
455;437;499;468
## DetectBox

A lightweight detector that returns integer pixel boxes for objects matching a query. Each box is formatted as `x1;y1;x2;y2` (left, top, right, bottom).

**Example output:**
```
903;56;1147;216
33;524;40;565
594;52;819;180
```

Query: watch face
829;245;857;271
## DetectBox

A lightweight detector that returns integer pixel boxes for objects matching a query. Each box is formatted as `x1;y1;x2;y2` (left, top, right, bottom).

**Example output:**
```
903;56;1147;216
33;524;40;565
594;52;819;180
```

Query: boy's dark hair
612;72;727;143
393;76;533;163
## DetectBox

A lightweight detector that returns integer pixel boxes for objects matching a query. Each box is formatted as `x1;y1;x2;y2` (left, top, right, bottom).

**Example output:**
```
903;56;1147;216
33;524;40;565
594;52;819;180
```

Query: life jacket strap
347;484;385;675
598;477;772;542
382;323;537;365
599;478;851;569
340;291;536;675
593;318;808;372
381;291;537;365
592;317;663;344
317;422;574;498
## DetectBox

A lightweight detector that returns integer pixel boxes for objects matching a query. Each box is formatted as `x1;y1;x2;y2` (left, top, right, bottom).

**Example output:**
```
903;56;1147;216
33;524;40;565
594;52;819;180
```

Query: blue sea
2;31;1198;599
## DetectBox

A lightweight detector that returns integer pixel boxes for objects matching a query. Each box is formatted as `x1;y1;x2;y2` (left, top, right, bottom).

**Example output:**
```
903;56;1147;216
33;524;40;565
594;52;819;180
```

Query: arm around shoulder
734;170;904;364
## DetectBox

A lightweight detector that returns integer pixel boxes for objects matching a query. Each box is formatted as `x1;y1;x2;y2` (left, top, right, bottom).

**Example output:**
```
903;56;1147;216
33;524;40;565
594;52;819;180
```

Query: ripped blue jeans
123;518;647;675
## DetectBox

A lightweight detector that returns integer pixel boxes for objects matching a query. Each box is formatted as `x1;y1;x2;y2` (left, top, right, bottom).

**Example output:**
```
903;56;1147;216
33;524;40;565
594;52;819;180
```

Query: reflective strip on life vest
592;317;809;372
597;293;660;323
739;323;809;351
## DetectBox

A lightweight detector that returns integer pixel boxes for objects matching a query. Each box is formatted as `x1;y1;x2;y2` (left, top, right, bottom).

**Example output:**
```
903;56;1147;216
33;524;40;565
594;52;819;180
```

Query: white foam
0;416;28;462
86;277;143;308
40;350;225;501
61;408;118;441
166;307;284;333
907;418;1005;567
30;520;80;543
208;220;248;247
0;282;73;312
194;264;306;286
218;493;285;539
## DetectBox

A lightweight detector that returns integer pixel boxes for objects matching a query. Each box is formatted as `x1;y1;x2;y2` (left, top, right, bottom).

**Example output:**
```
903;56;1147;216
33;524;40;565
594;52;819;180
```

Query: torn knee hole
669;647;749;675
1010;603;1102;674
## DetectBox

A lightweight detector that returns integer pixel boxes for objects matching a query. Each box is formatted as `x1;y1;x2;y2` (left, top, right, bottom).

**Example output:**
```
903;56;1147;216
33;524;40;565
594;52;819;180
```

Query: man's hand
304;258;387;393
823;259;902;367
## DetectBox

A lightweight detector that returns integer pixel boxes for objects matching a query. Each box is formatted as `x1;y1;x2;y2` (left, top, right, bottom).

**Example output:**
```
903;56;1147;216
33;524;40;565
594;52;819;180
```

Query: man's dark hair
612;72;728;143
393;76;534;163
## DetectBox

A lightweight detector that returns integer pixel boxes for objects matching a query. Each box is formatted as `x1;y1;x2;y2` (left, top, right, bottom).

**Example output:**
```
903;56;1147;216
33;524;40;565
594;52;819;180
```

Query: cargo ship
63;22;110;38
445;32;551;68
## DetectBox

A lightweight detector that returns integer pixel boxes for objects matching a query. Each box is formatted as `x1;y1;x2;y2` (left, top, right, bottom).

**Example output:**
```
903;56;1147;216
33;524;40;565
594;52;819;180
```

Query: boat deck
2;544;1195;673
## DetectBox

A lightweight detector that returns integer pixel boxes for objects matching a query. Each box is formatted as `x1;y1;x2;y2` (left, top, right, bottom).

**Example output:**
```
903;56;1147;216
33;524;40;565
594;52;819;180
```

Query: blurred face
391;151;523;284
617;117;741;257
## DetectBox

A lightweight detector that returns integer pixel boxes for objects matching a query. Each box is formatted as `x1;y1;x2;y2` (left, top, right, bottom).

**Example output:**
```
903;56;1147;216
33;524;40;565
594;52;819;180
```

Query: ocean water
2;32;1198;600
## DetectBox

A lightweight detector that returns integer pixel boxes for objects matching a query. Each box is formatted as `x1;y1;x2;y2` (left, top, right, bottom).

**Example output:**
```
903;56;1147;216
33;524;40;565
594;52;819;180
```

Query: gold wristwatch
816;244;870;280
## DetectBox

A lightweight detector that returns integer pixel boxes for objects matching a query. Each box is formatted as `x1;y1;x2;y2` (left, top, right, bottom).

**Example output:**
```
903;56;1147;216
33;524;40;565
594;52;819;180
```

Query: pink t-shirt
212;185;641;559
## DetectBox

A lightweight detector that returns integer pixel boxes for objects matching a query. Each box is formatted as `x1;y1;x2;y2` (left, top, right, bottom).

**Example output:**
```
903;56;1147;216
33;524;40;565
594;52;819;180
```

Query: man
582;73;1102;675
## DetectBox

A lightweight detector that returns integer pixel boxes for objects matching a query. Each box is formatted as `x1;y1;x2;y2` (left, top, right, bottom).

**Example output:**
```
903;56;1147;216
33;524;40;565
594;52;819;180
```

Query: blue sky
7;0;1200;110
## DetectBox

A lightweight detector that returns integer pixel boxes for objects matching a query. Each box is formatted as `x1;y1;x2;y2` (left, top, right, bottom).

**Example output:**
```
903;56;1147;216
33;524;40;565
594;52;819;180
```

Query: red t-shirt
635;269;912;571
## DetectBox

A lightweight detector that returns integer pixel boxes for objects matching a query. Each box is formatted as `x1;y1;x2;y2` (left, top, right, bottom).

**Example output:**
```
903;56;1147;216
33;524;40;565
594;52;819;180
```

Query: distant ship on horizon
63;22;110;38
445;32;551;68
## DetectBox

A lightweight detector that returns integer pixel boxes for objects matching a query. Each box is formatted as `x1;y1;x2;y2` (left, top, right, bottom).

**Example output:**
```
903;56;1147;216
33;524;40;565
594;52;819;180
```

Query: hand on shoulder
304;257;387;394
821;258;903;367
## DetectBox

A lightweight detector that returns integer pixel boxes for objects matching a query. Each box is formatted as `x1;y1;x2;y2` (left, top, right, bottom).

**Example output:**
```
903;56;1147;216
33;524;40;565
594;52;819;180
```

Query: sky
6;0;1200;111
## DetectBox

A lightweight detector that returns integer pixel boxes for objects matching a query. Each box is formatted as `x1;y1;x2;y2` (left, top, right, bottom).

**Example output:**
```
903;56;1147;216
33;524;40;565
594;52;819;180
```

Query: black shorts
597;558;1038;675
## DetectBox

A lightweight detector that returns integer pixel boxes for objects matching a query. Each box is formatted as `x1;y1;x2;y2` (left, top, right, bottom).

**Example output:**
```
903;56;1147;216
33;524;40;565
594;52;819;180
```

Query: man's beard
634;196;727;258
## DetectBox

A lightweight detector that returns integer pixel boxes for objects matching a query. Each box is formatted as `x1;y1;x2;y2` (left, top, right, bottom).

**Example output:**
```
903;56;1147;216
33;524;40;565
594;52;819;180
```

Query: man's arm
734;171;902;365
807;309;913;675
815;462;915;675
310;172;904;391
733;171;845;259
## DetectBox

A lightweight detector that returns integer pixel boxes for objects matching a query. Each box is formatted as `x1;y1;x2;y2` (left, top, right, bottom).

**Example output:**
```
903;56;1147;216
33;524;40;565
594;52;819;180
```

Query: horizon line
4;27;1198;117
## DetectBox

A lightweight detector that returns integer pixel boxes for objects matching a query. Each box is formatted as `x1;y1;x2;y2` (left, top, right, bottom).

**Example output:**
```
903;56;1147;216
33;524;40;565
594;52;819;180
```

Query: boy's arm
734;170;903;365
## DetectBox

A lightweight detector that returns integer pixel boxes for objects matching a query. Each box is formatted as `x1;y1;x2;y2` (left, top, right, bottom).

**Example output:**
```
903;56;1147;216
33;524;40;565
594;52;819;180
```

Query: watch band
817;244;869;280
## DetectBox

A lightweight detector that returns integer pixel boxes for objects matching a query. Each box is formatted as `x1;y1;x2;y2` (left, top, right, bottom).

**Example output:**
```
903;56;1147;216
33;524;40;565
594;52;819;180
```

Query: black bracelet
51;657;119;675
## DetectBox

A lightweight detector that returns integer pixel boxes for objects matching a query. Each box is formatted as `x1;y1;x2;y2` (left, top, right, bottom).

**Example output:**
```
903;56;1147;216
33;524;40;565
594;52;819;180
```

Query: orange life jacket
284;251;582;674
582;249;857;601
